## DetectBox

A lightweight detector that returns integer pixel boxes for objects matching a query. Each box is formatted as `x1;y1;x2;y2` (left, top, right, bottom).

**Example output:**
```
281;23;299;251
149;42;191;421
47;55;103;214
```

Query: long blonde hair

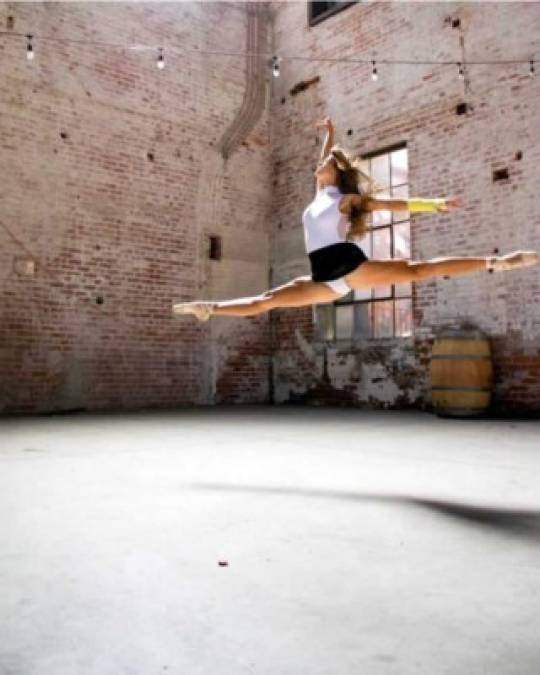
330;144;386;241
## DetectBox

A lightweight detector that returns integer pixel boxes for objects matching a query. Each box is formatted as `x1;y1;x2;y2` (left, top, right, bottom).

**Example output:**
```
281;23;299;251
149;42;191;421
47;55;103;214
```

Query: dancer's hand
436;196;463;212
315;117;335;132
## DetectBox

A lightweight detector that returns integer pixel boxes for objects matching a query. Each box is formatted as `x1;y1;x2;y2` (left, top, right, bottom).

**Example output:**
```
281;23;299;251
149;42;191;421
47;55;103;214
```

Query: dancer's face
314;155;338;184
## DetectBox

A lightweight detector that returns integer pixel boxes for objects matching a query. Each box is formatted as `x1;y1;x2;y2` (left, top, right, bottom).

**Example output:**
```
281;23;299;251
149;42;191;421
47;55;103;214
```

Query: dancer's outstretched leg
172;274;340;321
342;250;540;289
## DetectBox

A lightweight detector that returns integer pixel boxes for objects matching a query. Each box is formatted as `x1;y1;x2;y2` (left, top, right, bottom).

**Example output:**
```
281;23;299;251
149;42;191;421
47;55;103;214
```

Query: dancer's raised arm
340;194;463;214
314;117;335;163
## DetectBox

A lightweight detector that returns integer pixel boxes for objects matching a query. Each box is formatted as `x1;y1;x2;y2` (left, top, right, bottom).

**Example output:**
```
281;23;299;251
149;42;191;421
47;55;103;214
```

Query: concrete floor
1;405;539;675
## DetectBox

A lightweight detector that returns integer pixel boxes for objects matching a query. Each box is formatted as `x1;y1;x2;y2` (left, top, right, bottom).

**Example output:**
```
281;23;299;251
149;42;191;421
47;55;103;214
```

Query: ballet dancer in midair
173;117;540;322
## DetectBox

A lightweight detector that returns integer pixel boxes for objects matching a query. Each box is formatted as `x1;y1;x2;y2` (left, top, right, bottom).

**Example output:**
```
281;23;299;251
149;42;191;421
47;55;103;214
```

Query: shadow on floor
188;482;540;542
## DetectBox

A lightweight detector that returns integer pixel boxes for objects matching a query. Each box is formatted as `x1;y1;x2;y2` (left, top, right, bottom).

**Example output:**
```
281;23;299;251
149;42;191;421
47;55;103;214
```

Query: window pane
354;287;371;301
354;302;371;338
352;236;371;300
314;304;334;340
395;298;412;337
371;155;390;190
392;183;409;198
371;188;391;227
393;221;410;258
391;148;408;186
336;304;354;340
358;159;370;176
372;227;391;296
373;300;393;338
395;280;412;297
373;227;391;258
373;284;392;299
355;232;371;257
372;206;392;227
391;184;409;223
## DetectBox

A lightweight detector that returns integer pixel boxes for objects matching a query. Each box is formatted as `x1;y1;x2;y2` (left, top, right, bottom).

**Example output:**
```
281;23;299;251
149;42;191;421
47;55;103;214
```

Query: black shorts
308;242;369;282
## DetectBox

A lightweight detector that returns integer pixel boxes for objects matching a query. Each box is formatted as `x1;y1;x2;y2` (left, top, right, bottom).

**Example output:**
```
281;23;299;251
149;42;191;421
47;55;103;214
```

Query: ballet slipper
172;301;216;322
486;250;540;272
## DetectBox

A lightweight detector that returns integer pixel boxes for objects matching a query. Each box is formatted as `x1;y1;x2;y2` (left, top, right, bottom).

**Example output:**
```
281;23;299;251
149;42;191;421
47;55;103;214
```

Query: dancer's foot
486;250;540;272
172;301;216;322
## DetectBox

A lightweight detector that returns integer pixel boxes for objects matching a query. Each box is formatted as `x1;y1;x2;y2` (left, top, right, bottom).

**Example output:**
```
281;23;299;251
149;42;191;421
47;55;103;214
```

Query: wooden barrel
430;326;493;417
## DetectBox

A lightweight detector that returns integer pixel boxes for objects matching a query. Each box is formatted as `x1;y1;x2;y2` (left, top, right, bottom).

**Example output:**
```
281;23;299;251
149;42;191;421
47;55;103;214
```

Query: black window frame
308;1;357;27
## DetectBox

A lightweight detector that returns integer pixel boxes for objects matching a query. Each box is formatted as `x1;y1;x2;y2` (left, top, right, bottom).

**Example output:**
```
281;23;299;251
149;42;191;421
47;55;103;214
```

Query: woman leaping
172;117;539;322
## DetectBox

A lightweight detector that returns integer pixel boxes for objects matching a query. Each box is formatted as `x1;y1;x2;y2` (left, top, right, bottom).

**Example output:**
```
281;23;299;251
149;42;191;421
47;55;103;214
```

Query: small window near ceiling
308;1;357;27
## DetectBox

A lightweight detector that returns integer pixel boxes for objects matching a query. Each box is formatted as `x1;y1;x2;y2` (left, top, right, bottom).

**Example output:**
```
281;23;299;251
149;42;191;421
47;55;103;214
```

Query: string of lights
0;30;536;79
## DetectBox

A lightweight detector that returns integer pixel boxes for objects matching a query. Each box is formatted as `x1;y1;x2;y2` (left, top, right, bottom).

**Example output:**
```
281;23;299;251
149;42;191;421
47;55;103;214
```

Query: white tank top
302;185;352;253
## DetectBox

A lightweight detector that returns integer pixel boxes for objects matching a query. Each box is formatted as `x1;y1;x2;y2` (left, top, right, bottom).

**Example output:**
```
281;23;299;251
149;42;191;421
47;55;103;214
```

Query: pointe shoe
172;301;216;322
487;250;540;272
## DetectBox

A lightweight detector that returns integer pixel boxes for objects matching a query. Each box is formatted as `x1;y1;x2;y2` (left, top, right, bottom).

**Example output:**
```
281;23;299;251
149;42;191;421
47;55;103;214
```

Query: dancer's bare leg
211;275;339;316
173;274;340;319
343;251;540;289
343;256;485;288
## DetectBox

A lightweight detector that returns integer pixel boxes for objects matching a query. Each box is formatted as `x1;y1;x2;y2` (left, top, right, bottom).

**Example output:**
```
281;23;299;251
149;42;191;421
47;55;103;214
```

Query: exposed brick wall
1;2;539;415
269;1;540;413
0;2;273;413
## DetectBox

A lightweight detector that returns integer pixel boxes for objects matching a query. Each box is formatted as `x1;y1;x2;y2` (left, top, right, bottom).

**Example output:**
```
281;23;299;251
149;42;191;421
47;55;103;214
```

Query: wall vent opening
493;168;509;182
209;235;222;260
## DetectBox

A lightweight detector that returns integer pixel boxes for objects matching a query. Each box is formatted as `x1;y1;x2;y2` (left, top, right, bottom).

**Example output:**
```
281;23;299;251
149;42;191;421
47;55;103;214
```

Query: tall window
314;144;413;341
308;1;357;26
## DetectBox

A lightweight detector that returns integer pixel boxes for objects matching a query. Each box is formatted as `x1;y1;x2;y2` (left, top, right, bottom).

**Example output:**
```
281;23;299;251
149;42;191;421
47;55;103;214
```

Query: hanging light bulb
157;48;165;69
457;62;464;79
371;60;378;81
271;55;280;78
529;59;535;77
26;34;34;61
